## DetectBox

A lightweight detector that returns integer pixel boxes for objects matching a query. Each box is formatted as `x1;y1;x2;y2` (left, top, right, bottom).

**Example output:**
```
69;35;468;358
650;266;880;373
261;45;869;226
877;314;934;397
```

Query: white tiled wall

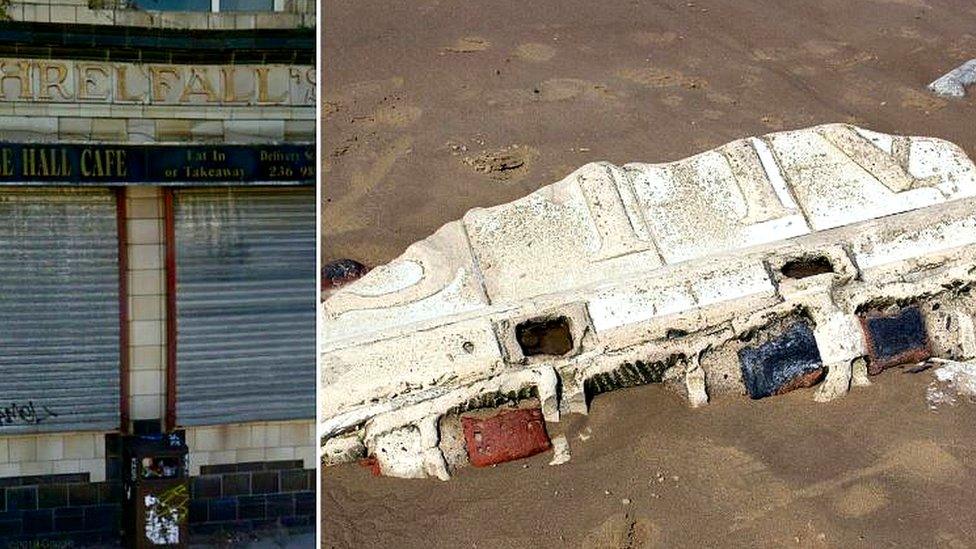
0;433;107;481
185;420;316;475
126;186;168;421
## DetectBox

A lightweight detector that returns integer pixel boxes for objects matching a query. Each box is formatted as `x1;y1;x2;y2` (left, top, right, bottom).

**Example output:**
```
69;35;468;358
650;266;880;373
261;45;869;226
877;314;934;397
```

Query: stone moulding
320;123;976;479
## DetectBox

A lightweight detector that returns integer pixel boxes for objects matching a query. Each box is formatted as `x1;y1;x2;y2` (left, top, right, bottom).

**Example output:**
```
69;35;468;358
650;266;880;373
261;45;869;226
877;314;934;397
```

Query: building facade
0;0;315;542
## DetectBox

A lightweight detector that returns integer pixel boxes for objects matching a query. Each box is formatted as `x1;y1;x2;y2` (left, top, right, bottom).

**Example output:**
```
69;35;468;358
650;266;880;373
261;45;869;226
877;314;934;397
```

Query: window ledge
6;0;315;29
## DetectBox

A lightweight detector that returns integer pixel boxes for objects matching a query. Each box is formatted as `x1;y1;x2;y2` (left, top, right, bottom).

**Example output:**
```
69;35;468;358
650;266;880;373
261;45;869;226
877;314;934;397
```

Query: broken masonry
321;123;976;479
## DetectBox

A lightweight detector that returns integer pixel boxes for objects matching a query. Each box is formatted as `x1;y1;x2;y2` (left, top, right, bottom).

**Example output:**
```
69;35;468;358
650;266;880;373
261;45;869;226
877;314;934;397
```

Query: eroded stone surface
928;59;976;98
321;124;976;479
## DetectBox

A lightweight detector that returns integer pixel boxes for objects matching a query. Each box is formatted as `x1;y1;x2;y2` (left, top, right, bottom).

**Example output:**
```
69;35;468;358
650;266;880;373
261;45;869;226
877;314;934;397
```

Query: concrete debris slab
926;359;976;410
928;59;976;98
321;123;976;479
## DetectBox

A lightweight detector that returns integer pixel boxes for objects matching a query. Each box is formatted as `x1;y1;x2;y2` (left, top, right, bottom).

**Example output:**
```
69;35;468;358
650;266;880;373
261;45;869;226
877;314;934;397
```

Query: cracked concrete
321;123;976;479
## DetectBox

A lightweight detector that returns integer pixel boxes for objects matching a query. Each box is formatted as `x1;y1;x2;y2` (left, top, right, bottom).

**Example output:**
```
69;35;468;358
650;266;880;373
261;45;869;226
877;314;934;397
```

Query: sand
323;372;976;547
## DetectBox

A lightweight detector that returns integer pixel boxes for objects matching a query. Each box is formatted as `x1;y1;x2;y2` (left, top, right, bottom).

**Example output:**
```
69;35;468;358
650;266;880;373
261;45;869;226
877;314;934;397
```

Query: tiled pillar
125;186;167;424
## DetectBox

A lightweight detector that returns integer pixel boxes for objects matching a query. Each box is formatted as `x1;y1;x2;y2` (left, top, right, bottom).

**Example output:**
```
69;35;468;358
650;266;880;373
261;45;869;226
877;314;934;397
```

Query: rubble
926;359;976;410
321;123;976;479
549;435;571;466
321;259;370;299
928;59;976;98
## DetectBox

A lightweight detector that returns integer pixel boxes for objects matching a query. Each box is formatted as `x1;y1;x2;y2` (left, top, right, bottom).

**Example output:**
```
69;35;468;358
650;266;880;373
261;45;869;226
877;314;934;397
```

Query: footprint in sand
370;104;423;127
581;513;664;549
618;67;706;90
444;36;490;53
900;87;947;113
482;78;615;106
630;31;678;46
515;42;556;62
832;481;889;518
461;145;538;182
323;100;341;117
661;95;683;107
536;78;592;101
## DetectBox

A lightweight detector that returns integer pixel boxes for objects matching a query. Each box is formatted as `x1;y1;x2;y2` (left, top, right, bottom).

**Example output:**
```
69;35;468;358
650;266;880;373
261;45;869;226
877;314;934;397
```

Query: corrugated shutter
174;186;315;426
0;187;120;433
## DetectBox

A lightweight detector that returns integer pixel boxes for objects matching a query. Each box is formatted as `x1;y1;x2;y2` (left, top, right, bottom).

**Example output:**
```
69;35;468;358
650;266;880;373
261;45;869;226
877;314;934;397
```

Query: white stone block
322;317;503;420
323;221;489;344
626;137;809;263
321;124;976;479
765;124;975;230
372;426;425;479
464;162;661;304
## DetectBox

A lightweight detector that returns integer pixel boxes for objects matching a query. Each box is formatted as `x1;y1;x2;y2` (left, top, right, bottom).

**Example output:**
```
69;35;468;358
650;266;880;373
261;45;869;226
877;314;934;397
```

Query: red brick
773;367;825;395
358;456;381;477
461;408;551;467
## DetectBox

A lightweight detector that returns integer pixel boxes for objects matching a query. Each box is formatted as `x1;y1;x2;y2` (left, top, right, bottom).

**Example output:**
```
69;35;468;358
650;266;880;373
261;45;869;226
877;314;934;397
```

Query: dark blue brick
295;491;315;516
739;321;823;399
192;475;222;499
207;497;237;522
105;457;123;481
6;486;37;511
67;483;97;506
37;484;67;508
221;472;251;496
21;509;53;534
281;515;312;528
0;517;21;536
251;471;278;494
862;305;930;373
84;504;120;532
54;507;85;532
279;469;307;492
238;495;266;520
98;482;122;504
190;520;252;536
189;498;208;523
266;494;294;519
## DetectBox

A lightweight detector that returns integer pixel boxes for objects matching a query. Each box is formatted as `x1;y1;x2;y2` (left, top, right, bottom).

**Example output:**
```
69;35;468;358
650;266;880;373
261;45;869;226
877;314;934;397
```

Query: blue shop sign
0;143;314;185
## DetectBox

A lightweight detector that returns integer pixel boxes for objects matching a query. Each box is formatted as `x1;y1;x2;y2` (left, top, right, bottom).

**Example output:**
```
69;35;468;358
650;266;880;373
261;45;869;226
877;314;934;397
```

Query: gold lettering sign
220;67;251;103
0;148;12;176
20;148;71;177
116;65;146;102
37;62;71;101
81;148;127;178
179;67;219;103
0;59;314;106
0;61;31;101
77;64;110;101
149;65;181;103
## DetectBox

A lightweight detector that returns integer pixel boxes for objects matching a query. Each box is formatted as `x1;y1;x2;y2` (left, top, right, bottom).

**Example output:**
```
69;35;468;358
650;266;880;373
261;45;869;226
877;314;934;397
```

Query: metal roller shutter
0;187;120;433
174;186;315;426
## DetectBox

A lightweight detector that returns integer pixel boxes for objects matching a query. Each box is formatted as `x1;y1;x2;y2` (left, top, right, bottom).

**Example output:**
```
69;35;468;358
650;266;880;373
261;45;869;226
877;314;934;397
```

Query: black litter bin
122;431;190;548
